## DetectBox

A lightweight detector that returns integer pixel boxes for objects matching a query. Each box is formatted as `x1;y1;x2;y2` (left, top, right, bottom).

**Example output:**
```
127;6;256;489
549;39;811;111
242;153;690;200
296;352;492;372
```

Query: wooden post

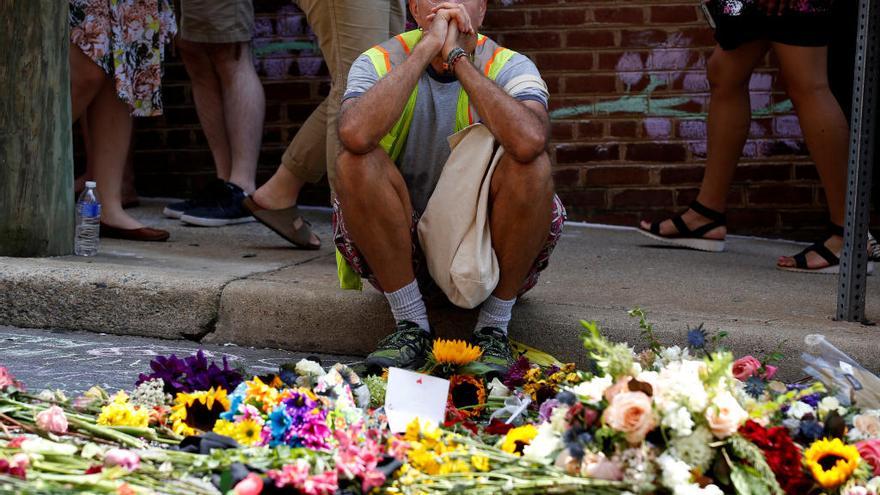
0;1;74;257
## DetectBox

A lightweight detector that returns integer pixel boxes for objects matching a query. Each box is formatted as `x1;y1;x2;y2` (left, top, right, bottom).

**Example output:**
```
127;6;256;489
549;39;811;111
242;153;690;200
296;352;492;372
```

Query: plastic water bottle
75;181;101;257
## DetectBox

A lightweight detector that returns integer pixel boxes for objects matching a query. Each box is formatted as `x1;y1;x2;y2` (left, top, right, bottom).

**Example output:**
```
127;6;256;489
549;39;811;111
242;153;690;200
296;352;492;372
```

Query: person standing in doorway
164;0;265;227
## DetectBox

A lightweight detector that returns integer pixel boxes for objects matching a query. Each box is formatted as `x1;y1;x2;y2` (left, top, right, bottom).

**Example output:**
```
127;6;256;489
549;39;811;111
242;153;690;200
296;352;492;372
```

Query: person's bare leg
490;152;554;300
334;148;414;292
69;43;106;123
177;39;233;181
209;43;264;193
774;44;849;269
639;41;769;238
87;79;142;230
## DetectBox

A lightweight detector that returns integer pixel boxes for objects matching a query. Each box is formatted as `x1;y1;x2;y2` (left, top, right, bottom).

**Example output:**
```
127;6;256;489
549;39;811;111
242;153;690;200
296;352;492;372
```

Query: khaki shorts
179;0;254;43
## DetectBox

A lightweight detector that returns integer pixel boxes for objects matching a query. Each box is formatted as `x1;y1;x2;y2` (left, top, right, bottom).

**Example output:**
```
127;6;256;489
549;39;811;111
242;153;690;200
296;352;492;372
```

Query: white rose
294;359;326;378
568;375;613;404
522;423;562;462
819;396;847;419
705;391;748;439
488;378;510;398
786;401;815;420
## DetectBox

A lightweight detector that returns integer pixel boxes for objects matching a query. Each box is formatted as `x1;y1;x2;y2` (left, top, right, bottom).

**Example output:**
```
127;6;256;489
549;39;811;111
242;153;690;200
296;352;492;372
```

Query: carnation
657;453;693;489
661;406;695;438
522;422;562;462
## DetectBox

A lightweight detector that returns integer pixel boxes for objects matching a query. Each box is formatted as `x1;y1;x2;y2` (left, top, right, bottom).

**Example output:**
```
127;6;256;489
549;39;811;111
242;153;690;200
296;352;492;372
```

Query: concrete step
2;199;879;379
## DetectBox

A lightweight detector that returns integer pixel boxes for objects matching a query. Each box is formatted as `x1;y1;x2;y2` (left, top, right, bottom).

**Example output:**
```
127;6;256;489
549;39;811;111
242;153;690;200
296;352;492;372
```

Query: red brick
500;31;562;49
609;121;639;138
586;166;650;186
535;52;594;71
552;167;582;188
650;5;698;23
555;144;620;164
530;9;587;26
566;30;616;48
593;7;644;24
626;143;687;162
611;189;673;207
576;121;604;139
660;166;704;184
747;186;814;206
565;75;617;93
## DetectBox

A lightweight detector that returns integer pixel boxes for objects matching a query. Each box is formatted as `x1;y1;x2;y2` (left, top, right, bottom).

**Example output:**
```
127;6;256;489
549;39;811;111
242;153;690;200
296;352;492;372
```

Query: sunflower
447;375;487;419
501;424;538;456
169;387;230;436
804;437;862;489
432;339;483;366
233;418;264;446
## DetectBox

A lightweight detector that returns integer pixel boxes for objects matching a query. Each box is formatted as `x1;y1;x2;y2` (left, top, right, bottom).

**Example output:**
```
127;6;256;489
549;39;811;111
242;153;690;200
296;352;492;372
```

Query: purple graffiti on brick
262;59;294;80
775;115;803;137
679;120;707;139
644;118;673;139
297;57;323;77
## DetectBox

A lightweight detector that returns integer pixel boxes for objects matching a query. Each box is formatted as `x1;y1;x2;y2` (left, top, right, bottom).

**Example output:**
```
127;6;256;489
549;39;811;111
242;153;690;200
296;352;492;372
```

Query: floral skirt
69;0;177;117
711;0;834;50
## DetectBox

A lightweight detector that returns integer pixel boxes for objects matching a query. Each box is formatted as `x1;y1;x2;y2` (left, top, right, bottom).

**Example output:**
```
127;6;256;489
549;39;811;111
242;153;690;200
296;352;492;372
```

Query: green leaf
219;469;233;492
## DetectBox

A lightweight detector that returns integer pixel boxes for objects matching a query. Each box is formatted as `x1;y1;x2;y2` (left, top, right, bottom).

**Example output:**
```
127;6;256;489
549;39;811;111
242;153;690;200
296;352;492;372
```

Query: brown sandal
242;197;321;250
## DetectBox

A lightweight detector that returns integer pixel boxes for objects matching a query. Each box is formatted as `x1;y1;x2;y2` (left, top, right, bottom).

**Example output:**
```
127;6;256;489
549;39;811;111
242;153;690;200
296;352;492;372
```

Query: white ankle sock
476;295;516;334
384;280;430;332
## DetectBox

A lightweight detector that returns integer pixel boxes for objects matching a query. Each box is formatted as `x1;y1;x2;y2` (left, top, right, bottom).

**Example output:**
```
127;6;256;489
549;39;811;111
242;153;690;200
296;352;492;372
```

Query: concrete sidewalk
2;199;879;378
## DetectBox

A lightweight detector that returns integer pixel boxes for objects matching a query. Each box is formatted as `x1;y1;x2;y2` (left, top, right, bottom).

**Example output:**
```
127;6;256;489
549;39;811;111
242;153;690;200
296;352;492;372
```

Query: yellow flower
246;377;279;411
169;388;230;436
804;438;862;489
501;424;538;456
97;392;149;427
213;419;236;437
471;455;490;472
233;419;263;446
431;339;483;366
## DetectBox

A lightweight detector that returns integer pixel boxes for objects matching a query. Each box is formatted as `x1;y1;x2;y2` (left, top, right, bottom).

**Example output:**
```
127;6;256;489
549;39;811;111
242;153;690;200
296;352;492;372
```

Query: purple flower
136;350;243;395
539;399;560;422
503;357;532;388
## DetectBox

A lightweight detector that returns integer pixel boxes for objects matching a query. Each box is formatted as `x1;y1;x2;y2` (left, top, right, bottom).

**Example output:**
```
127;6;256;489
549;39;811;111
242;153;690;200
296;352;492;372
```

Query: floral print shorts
332;195;566;297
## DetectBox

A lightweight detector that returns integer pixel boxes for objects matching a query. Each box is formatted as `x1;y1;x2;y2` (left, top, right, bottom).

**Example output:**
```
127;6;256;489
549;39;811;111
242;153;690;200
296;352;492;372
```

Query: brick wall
123;0;830;239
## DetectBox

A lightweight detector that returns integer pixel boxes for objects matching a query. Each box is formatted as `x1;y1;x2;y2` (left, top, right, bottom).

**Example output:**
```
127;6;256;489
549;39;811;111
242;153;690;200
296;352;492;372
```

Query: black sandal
638;200;727;252
777;223;874;274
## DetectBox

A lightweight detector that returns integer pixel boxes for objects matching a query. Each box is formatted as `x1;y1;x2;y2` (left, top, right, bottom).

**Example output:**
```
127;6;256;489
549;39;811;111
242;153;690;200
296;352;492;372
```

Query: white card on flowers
384;367;450;433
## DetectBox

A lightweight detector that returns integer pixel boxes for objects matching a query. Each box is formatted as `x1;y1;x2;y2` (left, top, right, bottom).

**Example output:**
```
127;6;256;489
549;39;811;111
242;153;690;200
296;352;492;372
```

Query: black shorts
712;6;833;50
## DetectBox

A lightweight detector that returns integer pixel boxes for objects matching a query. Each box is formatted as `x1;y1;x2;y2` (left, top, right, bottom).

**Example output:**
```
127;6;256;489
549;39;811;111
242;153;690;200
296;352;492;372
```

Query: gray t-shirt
343;52;549;214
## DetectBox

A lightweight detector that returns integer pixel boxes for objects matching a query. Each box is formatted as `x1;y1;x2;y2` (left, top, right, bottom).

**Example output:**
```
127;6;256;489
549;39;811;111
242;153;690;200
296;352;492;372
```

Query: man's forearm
338;40;440;154
453;58;549;163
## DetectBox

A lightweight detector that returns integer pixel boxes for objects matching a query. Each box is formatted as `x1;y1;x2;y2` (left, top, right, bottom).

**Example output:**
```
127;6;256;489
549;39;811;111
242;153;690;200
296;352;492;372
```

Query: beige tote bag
418;123;502;309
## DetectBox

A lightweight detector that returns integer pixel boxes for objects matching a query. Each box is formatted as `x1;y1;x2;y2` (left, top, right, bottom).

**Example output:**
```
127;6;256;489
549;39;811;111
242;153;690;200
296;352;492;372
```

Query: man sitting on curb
333;0;565;374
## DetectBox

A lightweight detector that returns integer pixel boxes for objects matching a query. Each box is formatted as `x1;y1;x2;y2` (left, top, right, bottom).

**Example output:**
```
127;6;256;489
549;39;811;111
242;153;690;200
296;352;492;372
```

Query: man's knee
207;43;251;76
334;149;373;198
494;151;553;201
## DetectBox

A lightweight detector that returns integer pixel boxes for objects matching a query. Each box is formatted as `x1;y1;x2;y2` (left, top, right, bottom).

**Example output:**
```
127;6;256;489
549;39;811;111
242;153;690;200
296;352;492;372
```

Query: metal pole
837;0;879;322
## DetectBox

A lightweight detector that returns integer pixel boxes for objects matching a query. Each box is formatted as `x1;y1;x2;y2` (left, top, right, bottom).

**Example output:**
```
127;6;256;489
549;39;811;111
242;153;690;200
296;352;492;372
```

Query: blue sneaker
163;179;227;219
180;182;255;227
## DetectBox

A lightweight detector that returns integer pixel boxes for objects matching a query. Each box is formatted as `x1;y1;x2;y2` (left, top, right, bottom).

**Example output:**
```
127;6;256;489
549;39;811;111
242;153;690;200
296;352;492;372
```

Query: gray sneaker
472;327;514;376
365;321;432;374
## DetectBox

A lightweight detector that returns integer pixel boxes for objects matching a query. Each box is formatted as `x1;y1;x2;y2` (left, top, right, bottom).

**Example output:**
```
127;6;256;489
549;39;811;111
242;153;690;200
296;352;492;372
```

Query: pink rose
732;356;762;381
35;406;68;434
233;473;264;495
11;453;29;470
602;391;656;445
857;439;880;476
603;377;632;403
705;391;749;438
854;415;880;438
104;449;140;471
581;452;624;481
0;367;22;390
762;365;778;380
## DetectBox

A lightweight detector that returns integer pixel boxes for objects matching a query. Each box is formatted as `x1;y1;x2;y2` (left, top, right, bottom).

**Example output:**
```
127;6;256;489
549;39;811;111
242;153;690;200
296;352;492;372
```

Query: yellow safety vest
337;29;519;290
